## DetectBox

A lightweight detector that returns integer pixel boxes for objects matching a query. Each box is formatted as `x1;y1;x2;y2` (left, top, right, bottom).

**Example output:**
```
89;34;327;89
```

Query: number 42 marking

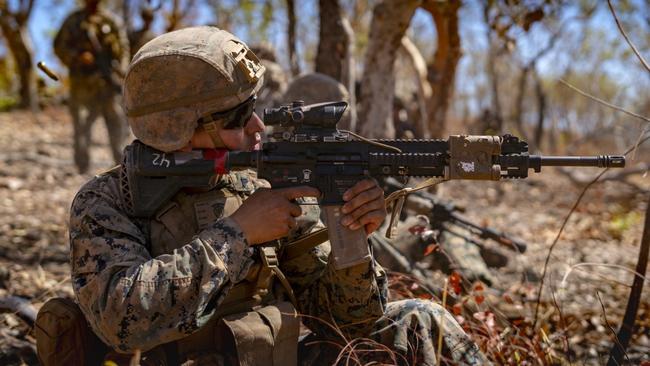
152;153;171;168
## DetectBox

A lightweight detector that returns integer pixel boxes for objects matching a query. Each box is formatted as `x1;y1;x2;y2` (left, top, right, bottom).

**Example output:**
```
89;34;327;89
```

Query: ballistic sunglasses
198;95;257;130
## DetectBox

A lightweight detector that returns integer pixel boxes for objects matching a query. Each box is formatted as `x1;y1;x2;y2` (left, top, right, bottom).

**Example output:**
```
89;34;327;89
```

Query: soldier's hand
230;186;321;245
341;179;387;235
80;51;95;66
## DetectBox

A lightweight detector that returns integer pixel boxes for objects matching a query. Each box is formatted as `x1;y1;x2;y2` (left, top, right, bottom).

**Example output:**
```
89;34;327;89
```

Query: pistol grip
322;205;372;269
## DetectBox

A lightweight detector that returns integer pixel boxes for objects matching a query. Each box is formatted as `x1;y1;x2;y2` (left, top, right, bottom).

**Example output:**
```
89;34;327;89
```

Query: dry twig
607;194;650;366
558;79;650;124
534;135;650;328
606;0;650;74
596;291;631;365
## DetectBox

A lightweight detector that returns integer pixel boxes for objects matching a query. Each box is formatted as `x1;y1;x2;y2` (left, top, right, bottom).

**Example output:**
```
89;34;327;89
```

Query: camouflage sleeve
53;13;80;67
69;185;255;353
103;11;130;71
279;199;388;340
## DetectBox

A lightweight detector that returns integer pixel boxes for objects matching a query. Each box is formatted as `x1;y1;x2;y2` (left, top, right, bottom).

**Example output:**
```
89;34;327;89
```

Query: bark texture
399;36;432;138
0;0;36;110
286;0;300;76
359;0;421;138
422;0;461;138
315;0;357;131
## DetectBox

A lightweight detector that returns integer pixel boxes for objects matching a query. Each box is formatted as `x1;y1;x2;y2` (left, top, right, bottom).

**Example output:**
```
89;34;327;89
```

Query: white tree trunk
399;36;431;138
359;0;421;138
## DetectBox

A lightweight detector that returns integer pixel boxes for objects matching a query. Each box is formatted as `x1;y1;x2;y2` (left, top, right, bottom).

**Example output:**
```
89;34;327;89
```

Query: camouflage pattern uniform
70;166;487;365
54;1;128;173
68;26;489;365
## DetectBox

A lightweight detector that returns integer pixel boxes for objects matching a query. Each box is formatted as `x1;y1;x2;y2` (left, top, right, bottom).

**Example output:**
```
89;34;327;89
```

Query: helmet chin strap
199;121;227;148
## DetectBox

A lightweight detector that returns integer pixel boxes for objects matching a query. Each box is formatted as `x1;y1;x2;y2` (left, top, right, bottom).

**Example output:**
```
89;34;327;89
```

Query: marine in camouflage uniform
54;0;128;174
64;27;488;365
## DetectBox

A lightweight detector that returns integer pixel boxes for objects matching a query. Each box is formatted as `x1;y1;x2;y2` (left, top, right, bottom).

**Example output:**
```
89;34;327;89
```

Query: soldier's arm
69;181;255;353
279;202;388;340
54;12;87;68
103;11;130;71
53;15;77;67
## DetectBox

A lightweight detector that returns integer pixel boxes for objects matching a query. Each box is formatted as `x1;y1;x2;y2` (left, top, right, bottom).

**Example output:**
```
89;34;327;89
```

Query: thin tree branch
23;0;34;18
606;0;650;74
607;193;650;366
558;79;650;123
597;291;631;365
533;166;610;328
549;272;573;364
534;134;650;328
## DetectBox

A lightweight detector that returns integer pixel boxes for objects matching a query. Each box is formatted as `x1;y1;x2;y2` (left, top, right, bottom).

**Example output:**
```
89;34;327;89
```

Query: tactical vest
146;171;300;365
36;170;301;366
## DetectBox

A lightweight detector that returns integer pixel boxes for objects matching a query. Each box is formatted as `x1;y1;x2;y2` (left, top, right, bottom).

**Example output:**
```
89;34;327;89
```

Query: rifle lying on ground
381;177;528;253
125;100;625;269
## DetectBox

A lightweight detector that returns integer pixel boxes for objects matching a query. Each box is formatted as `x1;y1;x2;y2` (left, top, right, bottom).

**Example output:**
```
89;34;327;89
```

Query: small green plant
0;95;19;112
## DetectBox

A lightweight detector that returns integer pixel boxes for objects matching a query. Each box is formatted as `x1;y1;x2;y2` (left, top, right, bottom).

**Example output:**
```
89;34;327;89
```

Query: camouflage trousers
68;77;126;173
103;299;489;366
299;299;490;366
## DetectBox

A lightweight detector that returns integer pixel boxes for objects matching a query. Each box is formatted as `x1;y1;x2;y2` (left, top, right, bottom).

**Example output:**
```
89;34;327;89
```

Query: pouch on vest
218;301;300;366
175;301;299;366
35;297;108;366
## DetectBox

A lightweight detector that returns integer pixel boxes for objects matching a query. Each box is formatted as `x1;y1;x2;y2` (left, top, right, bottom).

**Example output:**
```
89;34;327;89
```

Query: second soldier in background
53;0;128;174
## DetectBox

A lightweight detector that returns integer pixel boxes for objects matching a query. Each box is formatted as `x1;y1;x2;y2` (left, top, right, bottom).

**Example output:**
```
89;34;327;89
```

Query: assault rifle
381;177;528;253
125;100;625;269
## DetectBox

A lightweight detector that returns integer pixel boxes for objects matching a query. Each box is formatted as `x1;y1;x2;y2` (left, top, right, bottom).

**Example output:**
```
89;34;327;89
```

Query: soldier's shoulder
58;9;86;29
98;8;125;28
71;166;123;215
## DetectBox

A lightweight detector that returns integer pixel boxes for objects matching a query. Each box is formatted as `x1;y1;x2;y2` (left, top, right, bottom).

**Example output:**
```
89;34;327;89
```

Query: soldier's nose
245;112;265;134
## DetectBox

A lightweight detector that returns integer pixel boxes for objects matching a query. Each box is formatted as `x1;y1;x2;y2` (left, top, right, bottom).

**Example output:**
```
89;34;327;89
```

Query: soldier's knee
384;299;448;320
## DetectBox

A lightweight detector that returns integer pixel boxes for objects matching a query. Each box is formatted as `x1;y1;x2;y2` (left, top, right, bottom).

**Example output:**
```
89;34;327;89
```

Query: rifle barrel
532;155;625;168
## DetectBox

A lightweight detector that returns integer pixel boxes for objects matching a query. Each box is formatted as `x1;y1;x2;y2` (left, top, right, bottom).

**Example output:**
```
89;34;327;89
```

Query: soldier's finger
342;178;380;201
286;216;298;229
278;186;321;200
344;195;386;221
341;186;383;214
344;210;385;233
364;222;380;235
357;209;386;229
288;202;302;217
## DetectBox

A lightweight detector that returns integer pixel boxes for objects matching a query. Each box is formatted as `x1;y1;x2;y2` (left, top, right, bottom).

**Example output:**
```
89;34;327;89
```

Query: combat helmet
283;72;350;128
123;26;265;152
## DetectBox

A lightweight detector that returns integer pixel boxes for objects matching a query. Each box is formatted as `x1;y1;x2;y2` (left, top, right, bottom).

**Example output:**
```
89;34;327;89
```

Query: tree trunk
359;0;421;138
422;0;461;138
513;64;531;140
398;36;431;137
286;0;300;76
482;4;503;134
316;0;347;81
533;70;546;151
0;19;36;110
316;0;356;131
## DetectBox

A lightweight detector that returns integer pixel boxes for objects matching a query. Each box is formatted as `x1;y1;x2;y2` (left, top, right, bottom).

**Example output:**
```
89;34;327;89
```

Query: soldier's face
183;112;264;152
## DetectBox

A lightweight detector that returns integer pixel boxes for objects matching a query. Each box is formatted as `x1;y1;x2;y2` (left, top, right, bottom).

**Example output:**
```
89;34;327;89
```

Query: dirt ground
0;106;649;365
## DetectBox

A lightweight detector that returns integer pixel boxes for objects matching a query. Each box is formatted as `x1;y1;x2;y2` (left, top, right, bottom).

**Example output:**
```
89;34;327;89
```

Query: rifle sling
282;228;329;261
